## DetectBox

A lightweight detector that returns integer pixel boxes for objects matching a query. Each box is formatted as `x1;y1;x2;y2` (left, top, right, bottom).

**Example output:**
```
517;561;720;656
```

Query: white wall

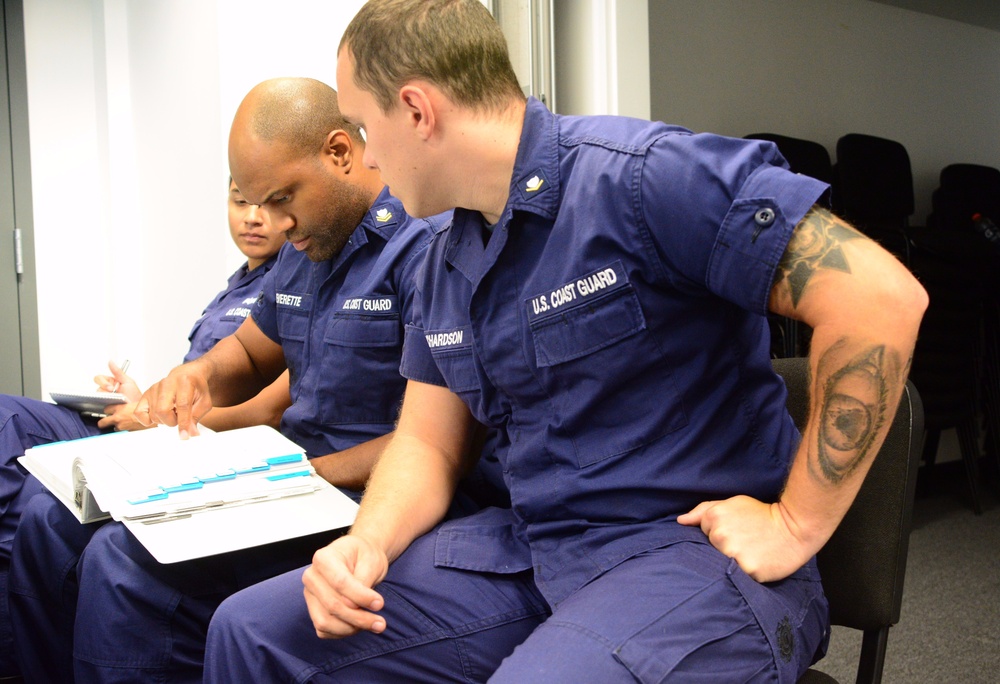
648;0;1000;224
555;0;650;118
22;0;365;396
24;0;996;398
23;0;639;397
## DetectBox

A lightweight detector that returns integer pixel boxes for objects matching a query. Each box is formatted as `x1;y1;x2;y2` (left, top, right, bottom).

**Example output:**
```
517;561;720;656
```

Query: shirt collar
360;185;404;244
445;98;560;281
505;97;561;221
229;254;276;288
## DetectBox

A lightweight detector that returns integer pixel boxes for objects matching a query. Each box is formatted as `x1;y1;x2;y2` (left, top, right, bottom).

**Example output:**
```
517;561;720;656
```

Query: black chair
907;243;985;515
771;358;924;684
927;163;1000;235
746;132;834;188
927;163;1000;479
833;133;915;265
982;280;1000;483
906;163;1000;513
745;133;834;358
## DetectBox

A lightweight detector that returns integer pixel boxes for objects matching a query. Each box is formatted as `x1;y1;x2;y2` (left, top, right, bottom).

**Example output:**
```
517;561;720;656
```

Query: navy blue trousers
205;525;829;683
0;395;101;677
9;490;341;683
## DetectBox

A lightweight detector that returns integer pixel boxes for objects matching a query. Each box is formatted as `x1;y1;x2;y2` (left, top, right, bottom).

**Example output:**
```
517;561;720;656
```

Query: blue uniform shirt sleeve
183;259;274;363
399;258;450;388
639;133;828;315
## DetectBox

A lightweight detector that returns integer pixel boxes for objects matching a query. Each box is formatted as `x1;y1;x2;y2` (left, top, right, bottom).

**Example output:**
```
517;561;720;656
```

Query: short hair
248;78;364;155
340;0;524;114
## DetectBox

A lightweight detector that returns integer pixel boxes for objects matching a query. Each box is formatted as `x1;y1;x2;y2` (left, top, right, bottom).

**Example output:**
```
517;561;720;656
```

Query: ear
323;130;355;171
398;83;435;141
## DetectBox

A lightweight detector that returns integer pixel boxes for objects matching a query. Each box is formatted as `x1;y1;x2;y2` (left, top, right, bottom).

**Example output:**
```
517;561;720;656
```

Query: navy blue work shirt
252;188;445;462
401;98;828;605
184;256;278;363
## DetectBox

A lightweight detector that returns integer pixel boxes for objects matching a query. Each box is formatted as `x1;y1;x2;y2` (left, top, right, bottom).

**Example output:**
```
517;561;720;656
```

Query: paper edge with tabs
18;424;358;563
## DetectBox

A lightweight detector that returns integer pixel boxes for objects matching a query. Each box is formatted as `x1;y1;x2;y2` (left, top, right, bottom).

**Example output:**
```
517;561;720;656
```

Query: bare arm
679;206;927;581
310;432;395;492
771;207;927;554
350;380;476;561
302;380;477;637
199;369;292;432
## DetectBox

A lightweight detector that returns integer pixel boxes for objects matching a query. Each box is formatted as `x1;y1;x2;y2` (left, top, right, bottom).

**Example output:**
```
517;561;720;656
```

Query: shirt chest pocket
211;310;250;341
326;295;401;348
276;305;310;343
529;284;646;367
526;270;688;467
316;306;405;426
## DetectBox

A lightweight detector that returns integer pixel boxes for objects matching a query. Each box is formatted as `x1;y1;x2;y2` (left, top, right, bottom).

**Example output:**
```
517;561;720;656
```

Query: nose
362;146;379;171
244;203;264;226
268;210;295;235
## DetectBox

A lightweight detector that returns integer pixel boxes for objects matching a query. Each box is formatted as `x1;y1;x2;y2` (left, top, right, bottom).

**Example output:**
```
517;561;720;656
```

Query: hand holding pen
93;359;154;432
111;358;130;392
94;359;140;402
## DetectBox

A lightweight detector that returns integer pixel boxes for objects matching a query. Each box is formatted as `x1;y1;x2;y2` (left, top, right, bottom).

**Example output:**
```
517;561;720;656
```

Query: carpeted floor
812;462;1000;683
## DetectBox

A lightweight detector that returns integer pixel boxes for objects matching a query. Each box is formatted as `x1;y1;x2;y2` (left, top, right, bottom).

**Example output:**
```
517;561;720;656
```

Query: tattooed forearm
812;343;890;485
774;207;864;308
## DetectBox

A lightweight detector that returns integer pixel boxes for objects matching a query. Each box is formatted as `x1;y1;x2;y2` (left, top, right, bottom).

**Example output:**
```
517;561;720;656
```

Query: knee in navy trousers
205;535;828;683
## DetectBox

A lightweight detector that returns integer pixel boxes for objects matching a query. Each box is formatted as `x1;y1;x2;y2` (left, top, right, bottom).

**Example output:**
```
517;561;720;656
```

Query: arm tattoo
812;343;889;485
774;207;863;307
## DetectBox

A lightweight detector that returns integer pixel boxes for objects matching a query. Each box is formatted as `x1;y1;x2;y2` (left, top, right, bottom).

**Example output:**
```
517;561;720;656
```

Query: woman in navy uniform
0;177;286;678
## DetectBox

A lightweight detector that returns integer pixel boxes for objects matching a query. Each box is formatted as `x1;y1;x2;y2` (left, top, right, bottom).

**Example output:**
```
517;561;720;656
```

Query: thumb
109;360;129;382
676;500;716;527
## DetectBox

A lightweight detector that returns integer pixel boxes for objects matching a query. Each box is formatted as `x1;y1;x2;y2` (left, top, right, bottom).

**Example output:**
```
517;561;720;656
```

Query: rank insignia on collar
518;170;550;201
375;207;393;222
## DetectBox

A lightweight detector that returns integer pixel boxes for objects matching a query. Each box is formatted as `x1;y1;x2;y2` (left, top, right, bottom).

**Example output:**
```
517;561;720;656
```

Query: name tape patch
425;326;471;350
275;292;309;309
225;296;260;319
526;261;628;321
336;294;398;314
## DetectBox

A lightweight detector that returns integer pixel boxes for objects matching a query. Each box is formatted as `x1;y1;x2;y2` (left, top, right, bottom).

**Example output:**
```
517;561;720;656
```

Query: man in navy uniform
204;2;928;682
10;77;449;683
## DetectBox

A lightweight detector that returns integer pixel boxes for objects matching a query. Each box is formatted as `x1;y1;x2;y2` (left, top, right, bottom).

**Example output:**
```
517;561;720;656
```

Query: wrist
774;498;837;556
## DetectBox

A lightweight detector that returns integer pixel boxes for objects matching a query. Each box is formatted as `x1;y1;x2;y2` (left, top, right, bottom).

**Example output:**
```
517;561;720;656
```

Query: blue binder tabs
127;489;169;505
265;453;305;466
197;469;237;483
161;479;204;494
265;469;313;482
233;462;270;474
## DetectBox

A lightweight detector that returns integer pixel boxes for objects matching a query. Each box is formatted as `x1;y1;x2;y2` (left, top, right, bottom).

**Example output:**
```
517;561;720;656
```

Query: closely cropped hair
340;0;525;114
251;78;365;155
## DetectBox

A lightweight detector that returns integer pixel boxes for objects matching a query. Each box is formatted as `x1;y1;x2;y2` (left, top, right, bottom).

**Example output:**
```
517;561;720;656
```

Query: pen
112;359;130;393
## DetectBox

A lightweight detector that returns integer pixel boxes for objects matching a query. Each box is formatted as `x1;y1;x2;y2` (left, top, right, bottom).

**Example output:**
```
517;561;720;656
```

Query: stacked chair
744;133;834;358
910;163;1000;513
906;232;986;515
832;133;915;266
927;164;1000;235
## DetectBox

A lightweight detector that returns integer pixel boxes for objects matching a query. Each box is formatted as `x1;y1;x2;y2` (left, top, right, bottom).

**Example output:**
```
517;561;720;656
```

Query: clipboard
50;391;128;414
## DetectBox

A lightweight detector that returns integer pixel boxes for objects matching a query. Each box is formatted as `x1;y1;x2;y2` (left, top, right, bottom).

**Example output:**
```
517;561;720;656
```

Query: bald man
9;78;450;683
